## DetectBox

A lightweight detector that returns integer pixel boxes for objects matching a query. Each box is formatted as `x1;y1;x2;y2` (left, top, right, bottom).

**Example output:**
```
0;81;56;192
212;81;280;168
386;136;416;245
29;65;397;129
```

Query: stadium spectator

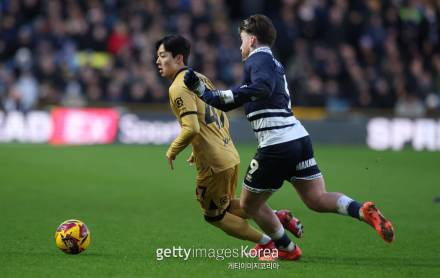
0;0;439;113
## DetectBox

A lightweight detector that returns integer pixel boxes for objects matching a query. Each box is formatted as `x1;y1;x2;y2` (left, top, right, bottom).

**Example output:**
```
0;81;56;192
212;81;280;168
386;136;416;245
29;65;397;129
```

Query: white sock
282;242;295;252
336;195;353;215
359;208;365;220
258;234;272;244
270;227;295;252
269;227;285;240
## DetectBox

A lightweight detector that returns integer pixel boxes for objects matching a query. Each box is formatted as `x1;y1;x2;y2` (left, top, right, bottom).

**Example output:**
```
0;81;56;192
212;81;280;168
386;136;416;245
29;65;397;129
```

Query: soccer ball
55;219;91;254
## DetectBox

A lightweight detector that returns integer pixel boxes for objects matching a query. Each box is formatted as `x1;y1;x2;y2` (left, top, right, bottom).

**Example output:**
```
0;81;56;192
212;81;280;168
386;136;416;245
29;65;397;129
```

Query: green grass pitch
0;144;439;277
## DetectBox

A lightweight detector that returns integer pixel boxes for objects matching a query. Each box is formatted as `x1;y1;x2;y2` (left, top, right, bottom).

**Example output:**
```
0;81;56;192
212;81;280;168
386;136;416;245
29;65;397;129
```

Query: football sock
258;234;272;245
336;195;361;219
270;226;285;239
347;201;362;219
270;227;294;251
211;212;264;243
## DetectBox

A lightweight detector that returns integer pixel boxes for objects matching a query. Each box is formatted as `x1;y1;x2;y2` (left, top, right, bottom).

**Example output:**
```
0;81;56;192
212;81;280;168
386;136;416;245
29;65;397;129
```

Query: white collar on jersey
248;46;273;58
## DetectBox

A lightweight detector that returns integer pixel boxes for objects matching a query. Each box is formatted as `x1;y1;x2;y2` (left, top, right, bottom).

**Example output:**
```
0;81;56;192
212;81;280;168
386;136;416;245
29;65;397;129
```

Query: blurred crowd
1;0;440;116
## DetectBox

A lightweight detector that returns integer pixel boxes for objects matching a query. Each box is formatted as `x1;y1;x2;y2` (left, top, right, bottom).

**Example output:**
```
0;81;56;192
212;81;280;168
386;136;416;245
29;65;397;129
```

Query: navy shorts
243;136;322;193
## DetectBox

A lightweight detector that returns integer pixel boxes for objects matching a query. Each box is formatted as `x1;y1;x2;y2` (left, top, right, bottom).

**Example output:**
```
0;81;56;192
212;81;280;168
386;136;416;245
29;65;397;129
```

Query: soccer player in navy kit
184;14;394;260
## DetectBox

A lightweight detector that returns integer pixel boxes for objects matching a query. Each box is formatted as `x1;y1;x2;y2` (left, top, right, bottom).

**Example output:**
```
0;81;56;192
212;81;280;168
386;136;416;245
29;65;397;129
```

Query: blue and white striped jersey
197;46;308;148
237;47;308;147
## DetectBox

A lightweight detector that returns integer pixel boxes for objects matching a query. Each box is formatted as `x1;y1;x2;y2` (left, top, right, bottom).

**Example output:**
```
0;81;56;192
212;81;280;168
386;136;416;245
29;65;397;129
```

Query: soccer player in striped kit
184;14;394;261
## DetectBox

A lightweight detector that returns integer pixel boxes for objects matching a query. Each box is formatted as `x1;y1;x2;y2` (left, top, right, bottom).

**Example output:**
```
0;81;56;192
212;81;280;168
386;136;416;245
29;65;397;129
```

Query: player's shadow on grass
305;255;440;268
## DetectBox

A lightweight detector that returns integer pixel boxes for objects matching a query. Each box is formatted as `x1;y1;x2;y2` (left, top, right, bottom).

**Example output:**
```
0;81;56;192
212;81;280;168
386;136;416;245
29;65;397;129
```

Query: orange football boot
361;202;395;243
276;245;302;261
250;240;276;259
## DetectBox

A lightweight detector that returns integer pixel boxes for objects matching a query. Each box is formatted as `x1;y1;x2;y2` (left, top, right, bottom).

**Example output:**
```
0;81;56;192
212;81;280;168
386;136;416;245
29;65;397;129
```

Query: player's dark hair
155;35;191;65
239;14;277;47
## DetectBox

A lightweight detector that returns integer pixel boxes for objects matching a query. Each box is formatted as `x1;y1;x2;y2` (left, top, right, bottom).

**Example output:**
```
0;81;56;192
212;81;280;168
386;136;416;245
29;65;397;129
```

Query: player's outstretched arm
184;68;272;111
183;68;207;97
183;68;235;110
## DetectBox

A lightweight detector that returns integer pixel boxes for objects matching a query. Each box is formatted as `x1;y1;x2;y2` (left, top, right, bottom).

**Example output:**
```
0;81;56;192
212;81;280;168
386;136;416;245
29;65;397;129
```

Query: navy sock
274;232;292;250
347;201;362;219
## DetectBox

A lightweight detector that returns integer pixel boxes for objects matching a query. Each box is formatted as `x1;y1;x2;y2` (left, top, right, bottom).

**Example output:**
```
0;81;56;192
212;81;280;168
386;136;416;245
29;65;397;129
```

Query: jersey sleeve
199;55;277;111
167;86;200;158
231;55;276;102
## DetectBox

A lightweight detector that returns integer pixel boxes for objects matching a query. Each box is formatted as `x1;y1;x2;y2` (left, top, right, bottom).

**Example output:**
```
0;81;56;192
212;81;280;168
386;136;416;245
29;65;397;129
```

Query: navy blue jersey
196;46;320;190
236;47;291;113
224;47;308;147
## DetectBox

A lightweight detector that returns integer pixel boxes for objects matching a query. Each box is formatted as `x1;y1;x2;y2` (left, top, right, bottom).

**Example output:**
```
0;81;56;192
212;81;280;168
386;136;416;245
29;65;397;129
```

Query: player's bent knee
204;211;226;223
